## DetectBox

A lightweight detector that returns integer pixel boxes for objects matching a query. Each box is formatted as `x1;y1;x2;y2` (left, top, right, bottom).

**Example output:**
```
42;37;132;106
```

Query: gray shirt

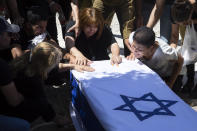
141;38;178;77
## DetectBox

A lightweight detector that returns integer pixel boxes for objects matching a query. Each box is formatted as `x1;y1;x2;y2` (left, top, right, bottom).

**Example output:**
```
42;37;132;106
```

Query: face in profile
131;41;153;59
0;32;11;49
83;24;98;38
31;21;47;36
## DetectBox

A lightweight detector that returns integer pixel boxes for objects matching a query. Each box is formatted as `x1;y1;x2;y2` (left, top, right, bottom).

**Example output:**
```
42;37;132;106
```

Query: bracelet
49;1;55;6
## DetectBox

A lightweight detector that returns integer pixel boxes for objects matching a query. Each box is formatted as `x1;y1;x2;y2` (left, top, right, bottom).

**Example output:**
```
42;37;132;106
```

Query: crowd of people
0;0;197;130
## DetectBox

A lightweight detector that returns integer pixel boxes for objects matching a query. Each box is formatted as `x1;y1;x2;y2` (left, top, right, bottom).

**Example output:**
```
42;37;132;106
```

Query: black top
144;0;175;5
0;48;13;63
12;27;51;50
0;58;13;86
65;21;117;61
0;58;13;113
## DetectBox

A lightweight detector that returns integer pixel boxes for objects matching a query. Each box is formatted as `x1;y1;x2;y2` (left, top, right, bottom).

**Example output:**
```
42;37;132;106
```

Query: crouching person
128;27;183;88
9;42;94;125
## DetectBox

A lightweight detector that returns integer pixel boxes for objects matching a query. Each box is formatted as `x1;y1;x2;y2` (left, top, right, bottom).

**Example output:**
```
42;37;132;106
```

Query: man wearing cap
0;16;21;61
0;17;30;131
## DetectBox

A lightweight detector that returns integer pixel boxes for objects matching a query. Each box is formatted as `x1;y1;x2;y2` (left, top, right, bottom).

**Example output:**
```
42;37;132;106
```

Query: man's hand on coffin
74;55;92;66
111;55;122;66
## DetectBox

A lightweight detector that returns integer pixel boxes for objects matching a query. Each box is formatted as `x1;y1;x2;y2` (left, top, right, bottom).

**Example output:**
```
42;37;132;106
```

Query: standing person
65;8;122;65
93;0;135;57
171;0;197;96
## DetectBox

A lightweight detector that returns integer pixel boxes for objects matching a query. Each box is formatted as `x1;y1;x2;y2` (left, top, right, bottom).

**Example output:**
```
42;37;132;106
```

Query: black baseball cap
0;16;20;34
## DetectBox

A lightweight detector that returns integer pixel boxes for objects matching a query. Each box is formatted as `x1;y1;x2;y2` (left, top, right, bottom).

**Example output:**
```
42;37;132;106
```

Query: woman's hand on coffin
111;55;122;66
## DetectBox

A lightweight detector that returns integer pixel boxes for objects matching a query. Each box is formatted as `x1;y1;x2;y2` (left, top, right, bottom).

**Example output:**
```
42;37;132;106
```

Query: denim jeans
0;115;30;131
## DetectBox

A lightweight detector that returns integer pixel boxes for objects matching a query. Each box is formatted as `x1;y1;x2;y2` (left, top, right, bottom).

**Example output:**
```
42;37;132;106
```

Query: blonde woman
5;42;94;125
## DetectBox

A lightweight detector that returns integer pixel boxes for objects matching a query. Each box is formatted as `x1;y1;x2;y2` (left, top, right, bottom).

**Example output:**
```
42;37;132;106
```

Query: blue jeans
142;2;172;44
0;115;30;131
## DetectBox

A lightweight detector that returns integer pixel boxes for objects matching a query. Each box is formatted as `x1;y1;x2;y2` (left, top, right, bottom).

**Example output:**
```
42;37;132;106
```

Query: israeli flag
70;59;197;131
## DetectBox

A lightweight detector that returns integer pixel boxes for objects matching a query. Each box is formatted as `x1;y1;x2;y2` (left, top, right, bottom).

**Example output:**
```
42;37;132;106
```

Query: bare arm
0;82;24;107
110;43;122;65
58;63;95;72
170;24;179;48
68;0;80;37
167;55;184;88
65;36;91;65
146;0;166;28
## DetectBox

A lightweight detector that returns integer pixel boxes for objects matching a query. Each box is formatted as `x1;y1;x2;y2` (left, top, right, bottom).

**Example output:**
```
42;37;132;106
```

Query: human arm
67;0;80;37
166;54;183;88
170;24;179;48
0;82;24;107
110;43;122;65
11;44;23;58
146;0;166;28
58;63;95;72
65;36;91;65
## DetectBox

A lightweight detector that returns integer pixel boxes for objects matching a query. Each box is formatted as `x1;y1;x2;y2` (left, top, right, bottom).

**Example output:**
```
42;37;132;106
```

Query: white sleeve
156;38;178;61
129;32;135;45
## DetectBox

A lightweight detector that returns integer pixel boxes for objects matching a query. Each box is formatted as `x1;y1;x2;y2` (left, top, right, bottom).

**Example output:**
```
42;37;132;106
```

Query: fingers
82;66;95;72
111;56;122;66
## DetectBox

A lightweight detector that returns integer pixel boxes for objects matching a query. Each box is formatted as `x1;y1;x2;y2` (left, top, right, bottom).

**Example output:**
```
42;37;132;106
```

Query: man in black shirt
0;16;30;130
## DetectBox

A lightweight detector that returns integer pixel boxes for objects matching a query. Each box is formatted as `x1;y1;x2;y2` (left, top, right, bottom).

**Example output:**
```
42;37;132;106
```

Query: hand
166;81;173;89
126;52;135;60
124;39;132;52
170;43;177;48
73;65;95;73
67;23;80;37
74;55;92;66
111;55;122;66
164;78;173;88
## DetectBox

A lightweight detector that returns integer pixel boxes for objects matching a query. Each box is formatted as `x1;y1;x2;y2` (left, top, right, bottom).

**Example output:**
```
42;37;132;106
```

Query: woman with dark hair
65;8;122;65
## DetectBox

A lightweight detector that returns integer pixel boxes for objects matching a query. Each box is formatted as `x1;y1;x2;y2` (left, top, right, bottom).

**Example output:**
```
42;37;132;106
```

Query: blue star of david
114;92;178;121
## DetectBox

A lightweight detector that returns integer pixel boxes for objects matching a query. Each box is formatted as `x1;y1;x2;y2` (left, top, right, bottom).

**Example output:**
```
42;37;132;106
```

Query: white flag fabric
71;59;197;131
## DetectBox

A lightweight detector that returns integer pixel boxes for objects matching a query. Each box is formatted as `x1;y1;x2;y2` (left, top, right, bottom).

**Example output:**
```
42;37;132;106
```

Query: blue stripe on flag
70;72;105;131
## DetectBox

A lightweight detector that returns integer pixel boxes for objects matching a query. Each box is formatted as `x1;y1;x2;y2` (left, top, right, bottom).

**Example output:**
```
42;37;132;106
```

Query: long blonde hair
11;42;62;79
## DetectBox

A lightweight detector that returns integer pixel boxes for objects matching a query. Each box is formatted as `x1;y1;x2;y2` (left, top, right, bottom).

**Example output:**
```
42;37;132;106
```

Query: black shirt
0;58;13;86
144;0;175;5
0;48;13;63
65;21;117;61
12;27;52;50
